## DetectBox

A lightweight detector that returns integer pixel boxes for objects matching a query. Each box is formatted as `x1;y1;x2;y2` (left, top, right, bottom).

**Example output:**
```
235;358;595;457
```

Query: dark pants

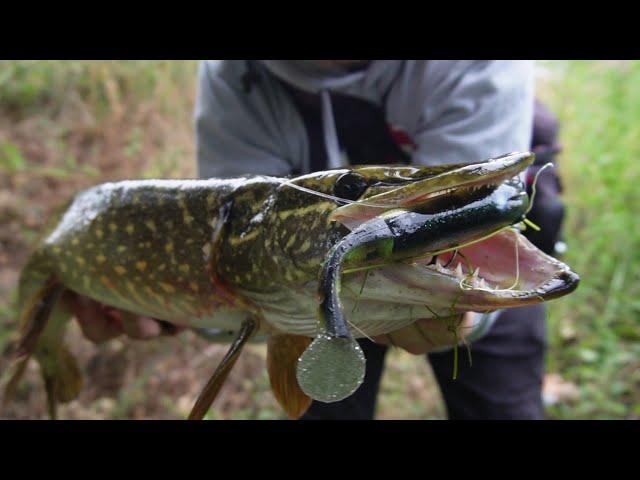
300;304;547;420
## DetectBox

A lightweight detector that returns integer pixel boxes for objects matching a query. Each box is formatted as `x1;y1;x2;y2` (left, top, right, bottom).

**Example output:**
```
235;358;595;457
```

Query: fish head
314;152;579;336
237;152;578;340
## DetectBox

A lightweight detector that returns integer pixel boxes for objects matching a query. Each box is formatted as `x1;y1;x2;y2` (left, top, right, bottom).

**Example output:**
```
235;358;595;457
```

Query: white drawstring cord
321;90;344;169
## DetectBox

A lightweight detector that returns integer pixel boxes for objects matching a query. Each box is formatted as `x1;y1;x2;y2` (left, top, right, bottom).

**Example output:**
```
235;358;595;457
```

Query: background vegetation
0;60;637;419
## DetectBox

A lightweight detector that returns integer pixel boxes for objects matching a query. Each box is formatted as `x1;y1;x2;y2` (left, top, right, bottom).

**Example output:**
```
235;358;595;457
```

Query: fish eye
334;172;368;201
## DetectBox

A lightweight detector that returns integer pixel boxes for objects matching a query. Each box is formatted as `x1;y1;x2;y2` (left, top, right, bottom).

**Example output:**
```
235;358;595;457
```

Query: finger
372;327;433;354
457;312;478;343
63;292;124;343
372;316;464;355
120;313;162;340
379;321;444;354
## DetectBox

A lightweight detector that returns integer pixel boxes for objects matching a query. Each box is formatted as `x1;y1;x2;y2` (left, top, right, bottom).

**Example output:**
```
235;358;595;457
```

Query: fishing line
280;165;551;237
344;224;515;276
442;249;458;268
523;217;541;231
350;269;371;314
409;224;515;264
455;164;550;292
524;162;554;217
279;163;552;224
424;298;470;372
456;313;476;367
342;263;388;275
447;315;463;379
418;303;452;351
345;317;375;343
449;291;462;316
423;303;441;319
459;227;521;293
456;251;475;274
344;225;523;293
413;321;439;348
404;166;553;264
276;179;391;208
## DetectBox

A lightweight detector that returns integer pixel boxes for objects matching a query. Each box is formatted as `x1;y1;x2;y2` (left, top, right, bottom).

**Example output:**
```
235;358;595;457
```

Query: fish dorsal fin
267;334;313;419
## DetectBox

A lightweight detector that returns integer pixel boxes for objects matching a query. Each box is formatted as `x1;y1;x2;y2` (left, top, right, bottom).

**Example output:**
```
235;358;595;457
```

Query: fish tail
3;253;82;418
39;345;83;419
13;275;63;359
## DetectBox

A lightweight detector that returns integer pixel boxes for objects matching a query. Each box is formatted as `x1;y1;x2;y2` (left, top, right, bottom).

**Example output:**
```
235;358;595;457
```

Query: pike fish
2;152;579;419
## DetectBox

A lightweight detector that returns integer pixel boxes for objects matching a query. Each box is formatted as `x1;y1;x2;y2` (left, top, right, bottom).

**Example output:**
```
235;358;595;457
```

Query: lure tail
294;219;396;404
2;253;82;419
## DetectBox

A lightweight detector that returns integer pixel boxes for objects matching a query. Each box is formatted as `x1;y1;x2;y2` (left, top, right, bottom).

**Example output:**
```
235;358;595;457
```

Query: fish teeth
455;263;463;279
478;278;487;289
472;267;480;278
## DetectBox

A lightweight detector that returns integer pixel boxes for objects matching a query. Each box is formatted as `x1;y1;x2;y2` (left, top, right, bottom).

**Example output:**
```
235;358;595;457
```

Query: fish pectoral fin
188;317;257;420
267;334;313;419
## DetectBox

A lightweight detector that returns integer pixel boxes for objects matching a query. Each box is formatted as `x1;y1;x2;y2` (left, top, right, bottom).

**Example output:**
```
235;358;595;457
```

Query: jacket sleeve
411;60;535;166
194;60;308;178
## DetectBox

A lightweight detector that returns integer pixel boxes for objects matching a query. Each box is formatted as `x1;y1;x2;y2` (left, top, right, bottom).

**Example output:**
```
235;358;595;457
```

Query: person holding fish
65;60;566;420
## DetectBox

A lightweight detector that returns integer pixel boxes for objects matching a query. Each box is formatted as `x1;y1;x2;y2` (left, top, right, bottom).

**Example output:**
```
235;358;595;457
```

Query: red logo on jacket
388;124;417;155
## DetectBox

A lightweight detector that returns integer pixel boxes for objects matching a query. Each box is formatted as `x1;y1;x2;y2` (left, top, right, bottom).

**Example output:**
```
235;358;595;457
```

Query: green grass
0;61;197;119
538;61;640;419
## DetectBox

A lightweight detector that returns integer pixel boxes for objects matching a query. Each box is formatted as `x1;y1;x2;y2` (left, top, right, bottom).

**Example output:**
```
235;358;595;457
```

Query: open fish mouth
316;150;580;342
249;227;579;339
330;152;535;229
344;228;580;315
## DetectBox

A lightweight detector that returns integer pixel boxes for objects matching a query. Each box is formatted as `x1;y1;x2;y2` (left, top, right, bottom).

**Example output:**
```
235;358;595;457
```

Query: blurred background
0;60;638;419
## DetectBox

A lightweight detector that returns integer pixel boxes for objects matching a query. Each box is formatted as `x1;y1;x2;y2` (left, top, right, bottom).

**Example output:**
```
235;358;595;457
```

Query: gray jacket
196;60;534;177
194;60;535;343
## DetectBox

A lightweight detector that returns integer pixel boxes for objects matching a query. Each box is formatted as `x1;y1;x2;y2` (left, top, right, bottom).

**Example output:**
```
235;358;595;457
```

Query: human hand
62;291;183;343
372;312;476;355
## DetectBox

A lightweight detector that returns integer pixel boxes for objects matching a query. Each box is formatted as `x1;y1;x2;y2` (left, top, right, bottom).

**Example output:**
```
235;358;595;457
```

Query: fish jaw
330;152;535;230
239;230;579;340
341;229;579;316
